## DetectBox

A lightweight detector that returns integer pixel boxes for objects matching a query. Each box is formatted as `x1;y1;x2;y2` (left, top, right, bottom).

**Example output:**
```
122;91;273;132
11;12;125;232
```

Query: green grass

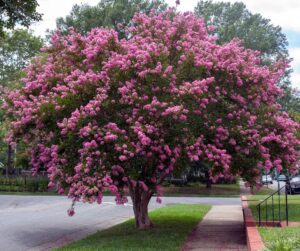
161;183;241;197
56;204;211;251
258;227;300;250
252;186;275;195
247;194;300;250
248;195;300;222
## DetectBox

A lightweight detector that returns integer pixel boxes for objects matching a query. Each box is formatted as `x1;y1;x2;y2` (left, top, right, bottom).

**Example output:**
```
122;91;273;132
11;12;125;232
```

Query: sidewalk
182;205;247;251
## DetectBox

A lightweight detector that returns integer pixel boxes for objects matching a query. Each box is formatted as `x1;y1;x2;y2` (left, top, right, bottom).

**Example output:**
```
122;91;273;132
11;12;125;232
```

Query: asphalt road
0;195;241;251
263;180;286;193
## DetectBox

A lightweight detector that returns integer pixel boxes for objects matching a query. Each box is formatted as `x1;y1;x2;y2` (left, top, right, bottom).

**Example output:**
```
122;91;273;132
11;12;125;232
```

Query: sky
31;0;300;89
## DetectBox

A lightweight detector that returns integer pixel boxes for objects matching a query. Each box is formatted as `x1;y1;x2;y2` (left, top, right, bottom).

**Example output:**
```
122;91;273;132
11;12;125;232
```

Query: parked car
277;174;287;181
261;175;273;184
286;176;300;194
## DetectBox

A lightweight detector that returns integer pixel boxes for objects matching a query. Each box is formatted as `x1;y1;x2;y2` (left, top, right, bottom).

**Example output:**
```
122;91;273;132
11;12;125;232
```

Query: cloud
286;31;300;48
290;48;300;88
290;48;300;71
32;0;100;36
232;0;300;32
169;0;300;32
291;73;300;89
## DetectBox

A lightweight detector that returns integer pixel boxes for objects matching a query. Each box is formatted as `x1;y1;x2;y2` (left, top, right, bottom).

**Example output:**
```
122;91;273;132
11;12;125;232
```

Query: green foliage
290;112;300;139
0;175;49;192
0;29;44;86
0;0;42;37
52;0;167;38
161;183;240;197
194;0;300;113
0;88;7;166
0;29;43;167
0;109;6;165
194;1;288;59
265;238;300;251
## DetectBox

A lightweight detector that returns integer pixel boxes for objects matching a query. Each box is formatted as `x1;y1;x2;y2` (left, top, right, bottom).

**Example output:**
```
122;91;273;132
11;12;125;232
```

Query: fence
0;174;49;192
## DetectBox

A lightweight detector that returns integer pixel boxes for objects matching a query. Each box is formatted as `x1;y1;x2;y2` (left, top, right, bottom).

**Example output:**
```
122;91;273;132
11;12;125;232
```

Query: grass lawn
251;186;275;195
258;227;300;250
57;204;211;251
246;194;300;250
248;194;300;222
161;183;241;197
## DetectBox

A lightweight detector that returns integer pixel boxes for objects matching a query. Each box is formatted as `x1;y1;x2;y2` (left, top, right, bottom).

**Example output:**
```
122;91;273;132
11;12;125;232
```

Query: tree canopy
0;29;44;87
194;1;288;60
0;29;43;169
5;9;300;228
194;0;300;112
54;0;167;38
0;0;42;37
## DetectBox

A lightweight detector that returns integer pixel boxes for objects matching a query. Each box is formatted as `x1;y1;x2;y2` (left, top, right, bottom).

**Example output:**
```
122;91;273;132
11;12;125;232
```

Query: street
263;179;286;193
0;195;241;251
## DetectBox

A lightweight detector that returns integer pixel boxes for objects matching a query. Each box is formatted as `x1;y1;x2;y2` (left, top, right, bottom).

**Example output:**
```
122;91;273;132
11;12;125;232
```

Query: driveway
263;180;286;193
0;195;241;251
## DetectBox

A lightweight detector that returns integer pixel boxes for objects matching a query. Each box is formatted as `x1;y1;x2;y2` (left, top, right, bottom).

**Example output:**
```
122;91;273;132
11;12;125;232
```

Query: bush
0;175;49;192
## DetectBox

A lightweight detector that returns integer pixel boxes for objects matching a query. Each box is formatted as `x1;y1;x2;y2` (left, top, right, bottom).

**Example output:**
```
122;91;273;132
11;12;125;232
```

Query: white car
261;175;273;184
287;176;300;194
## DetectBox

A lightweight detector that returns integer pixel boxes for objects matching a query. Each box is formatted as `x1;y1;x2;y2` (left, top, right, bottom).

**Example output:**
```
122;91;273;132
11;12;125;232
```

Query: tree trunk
6;144;14;176
129;182;153;229
205;170;211;188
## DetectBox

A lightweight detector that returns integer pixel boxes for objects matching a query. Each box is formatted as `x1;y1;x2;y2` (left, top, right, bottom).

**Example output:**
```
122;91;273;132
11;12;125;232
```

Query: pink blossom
4;9;299;219
67;208;75;216
119;155;127;161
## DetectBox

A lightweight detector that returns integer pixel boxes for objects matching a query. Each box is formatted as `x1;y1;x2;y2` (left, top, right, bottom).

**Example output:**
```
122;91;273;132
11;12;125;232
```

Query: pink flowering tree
4;9;300;229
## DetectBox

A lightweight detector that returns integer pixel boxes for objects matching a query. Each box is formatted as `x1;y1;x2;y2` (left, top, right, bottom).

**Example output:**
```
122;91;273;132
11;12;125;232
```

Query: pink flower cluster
4;9;300;214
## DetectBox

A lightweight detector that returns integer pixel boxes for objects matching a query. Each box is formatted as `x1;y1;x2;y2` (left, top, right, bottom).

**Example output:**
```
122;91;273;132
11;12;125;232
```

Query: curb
241;195;265;251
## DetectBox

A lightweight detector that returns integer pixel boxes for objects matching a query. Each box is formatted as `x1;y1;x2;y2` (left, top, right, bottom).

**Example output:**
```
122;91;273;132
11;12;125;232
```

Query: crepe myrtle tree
4;9;300;229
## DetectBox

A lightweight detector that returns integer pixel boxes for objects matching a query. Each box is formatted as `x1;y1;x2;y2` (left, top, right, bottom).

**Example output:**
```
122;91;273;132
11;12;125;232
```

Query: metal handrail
257;185;286;207
256;184;288;227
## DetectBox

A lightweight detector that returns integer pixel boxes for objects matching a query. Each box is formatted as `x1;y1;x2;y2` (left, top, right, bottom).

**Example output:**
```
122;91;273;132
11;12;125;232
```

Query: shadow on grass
162;183;241;197
57;204;211;251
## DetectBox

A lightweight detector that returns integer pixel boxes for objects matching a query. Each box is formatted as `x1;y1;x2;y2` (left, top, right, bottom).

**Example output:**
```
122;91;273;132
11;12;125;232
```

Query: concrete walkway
183;205;247;251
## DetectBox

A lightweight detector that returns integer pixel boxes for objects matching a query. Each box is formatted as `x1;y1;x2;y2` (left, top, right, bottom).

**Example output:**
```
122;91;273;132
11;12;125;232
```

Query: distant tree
0;0;42;37
53;0;167;38
290;111;300;139
0;29;44;87
194;1;288;59
0;29;43;172
0;85;7;172
194;0;300;112
189;161;211;188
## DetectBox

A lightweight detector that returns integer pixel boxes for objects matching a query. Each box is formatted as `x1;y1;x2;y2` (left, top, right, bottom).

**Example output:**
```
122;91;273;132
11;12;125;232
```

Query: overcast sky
31;0;300;88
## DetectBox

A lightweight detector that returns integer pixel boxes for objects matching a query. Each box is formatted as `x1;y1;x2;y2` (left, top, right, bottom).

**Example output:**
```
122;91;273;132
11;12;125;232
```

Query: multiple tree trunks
129;182;154;229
